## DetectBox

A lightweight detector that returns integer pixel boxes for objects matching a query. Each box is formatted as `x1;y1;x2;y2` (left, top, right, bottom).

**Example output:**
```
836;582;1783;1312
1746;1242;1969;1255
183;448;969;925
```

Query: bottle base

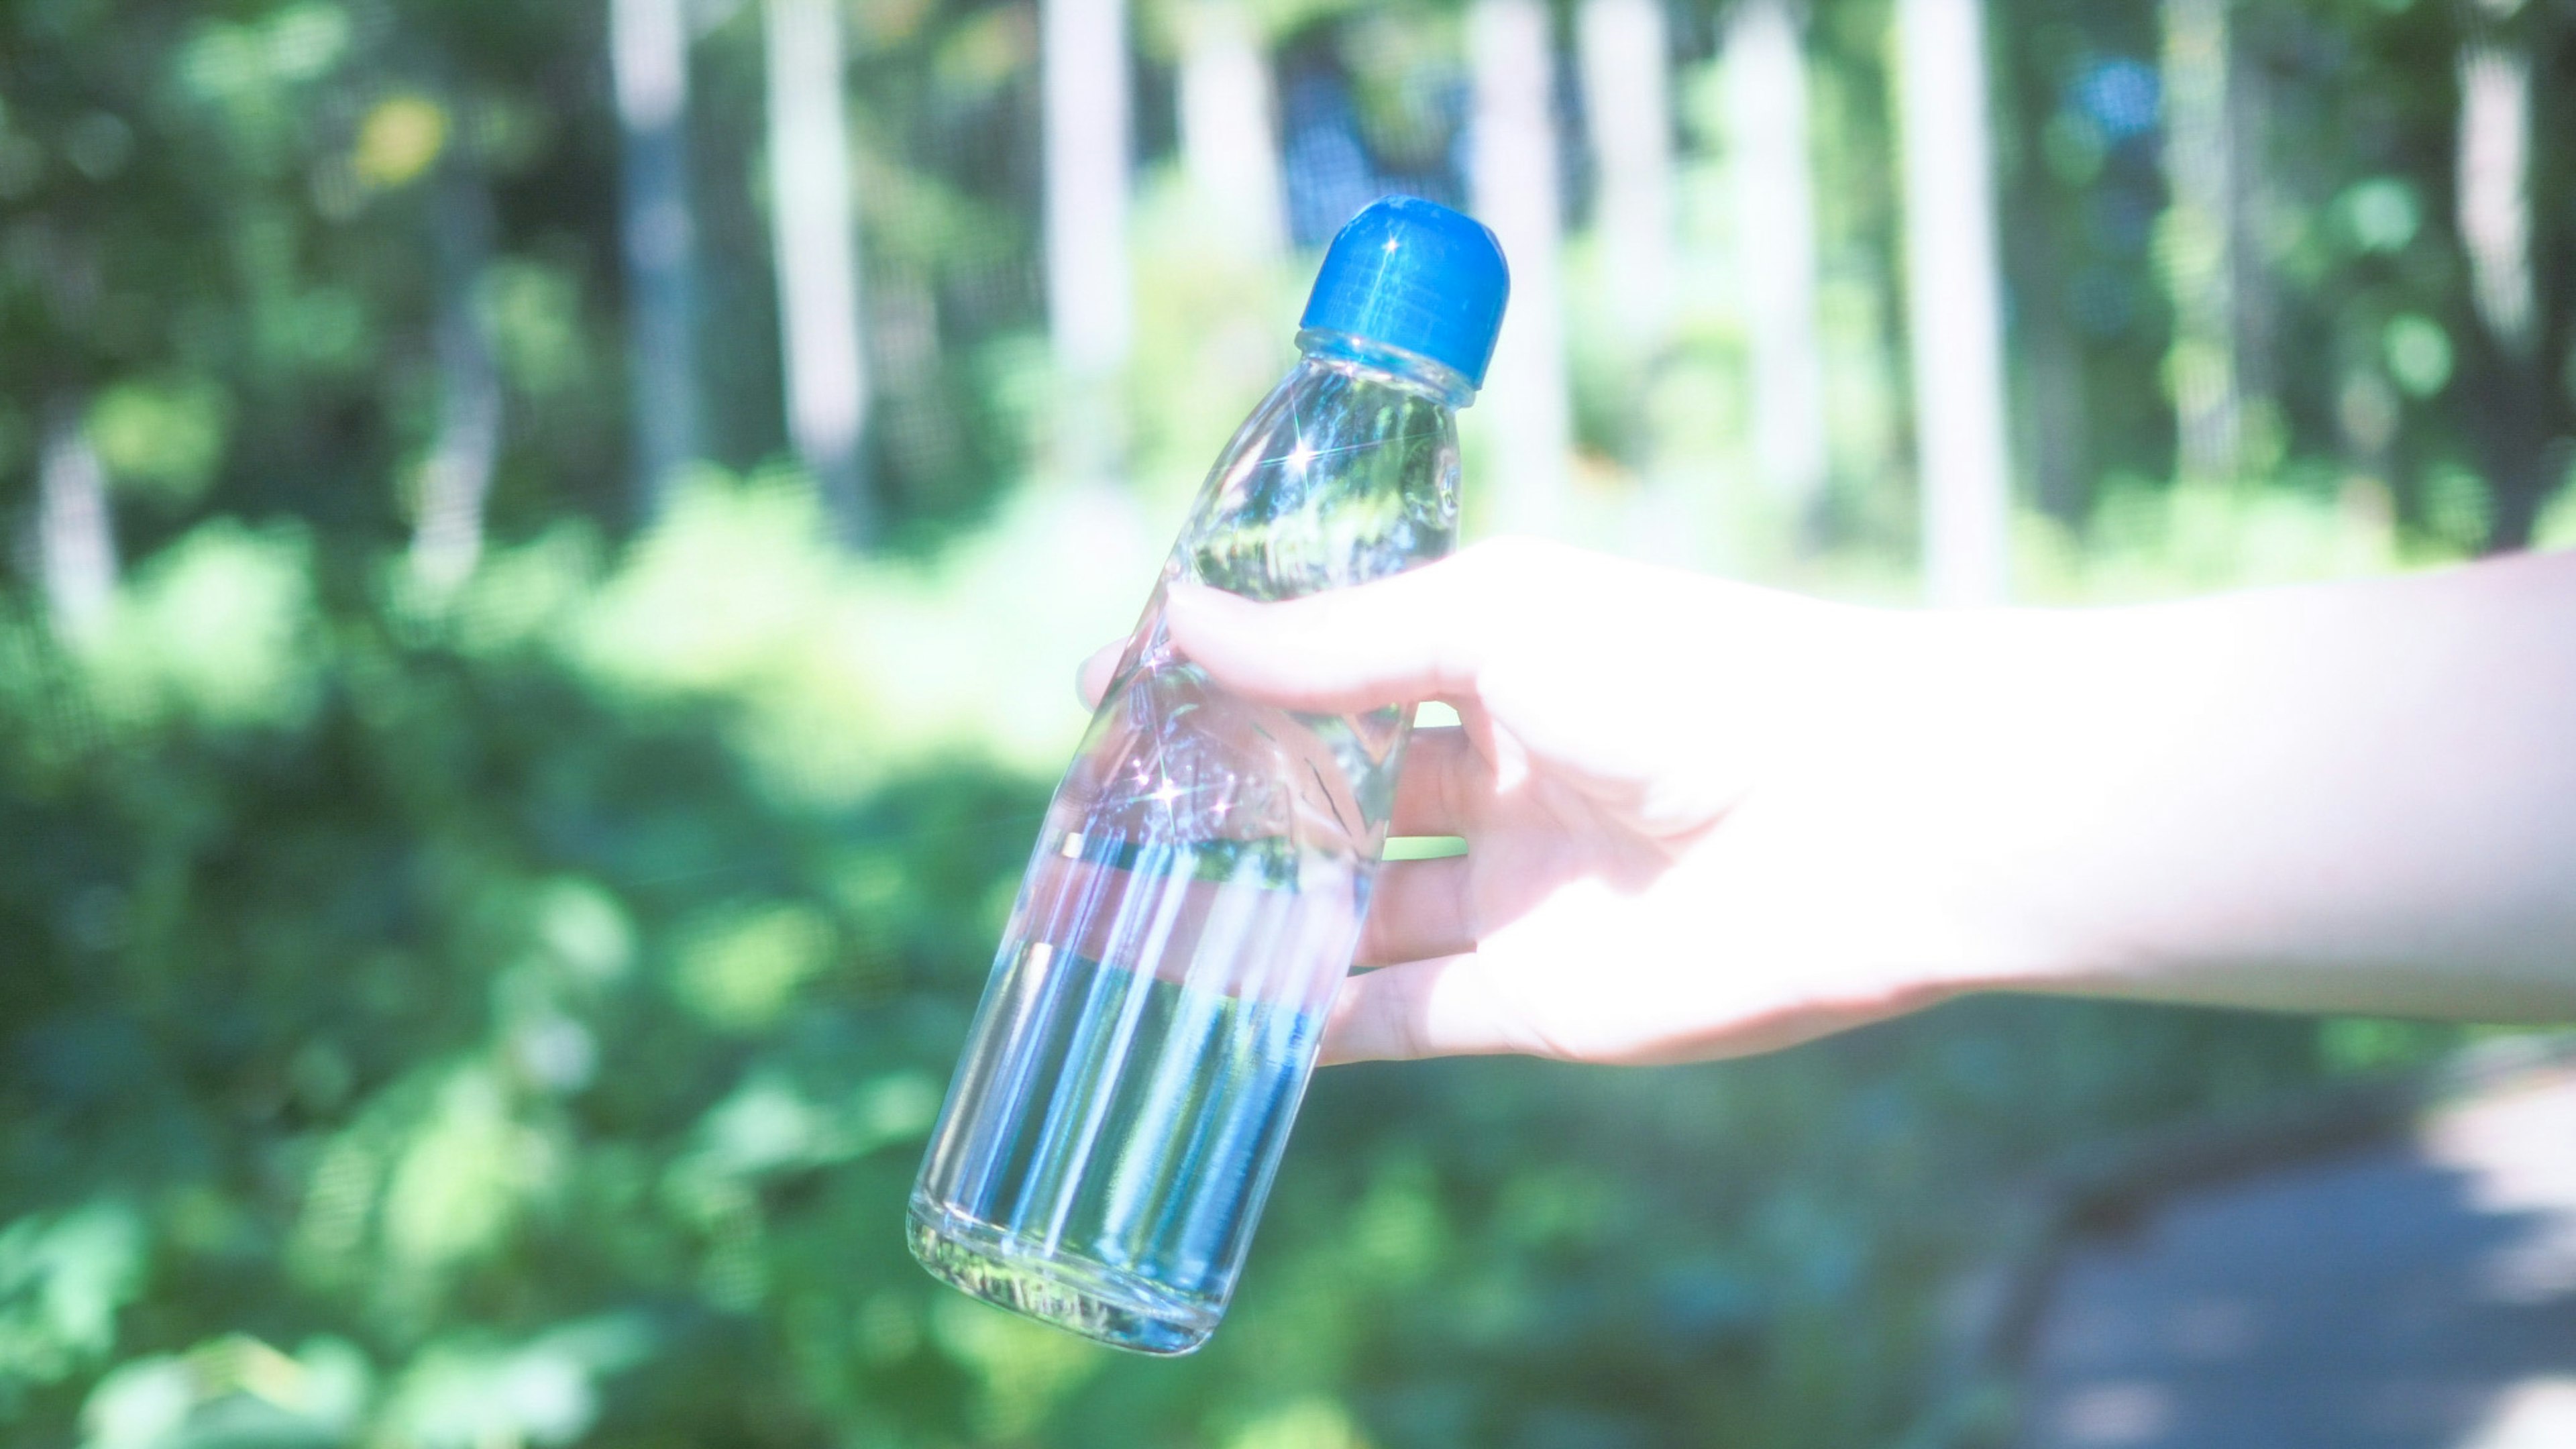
905;1197;1220;1356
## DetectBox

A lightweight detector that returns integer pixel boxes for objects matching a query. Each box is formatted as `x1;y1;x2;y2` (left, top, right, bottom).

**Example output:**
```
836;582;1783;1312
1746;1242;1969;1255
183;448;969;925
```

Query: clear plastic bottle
907;197;1511;1354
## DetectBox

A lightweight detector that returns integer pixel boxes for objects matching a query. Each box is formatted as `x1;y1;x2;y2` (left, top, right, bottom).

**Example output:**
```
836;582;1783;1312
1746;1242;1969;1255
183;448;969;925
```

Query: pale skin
1081;539;2576;1067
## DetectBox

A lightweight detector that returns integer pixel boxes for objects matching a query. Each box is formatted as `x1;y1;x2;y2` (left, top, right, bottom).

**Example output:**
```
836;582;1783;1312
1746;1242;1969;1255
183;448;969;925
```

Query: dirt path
2015;1068;2576;1448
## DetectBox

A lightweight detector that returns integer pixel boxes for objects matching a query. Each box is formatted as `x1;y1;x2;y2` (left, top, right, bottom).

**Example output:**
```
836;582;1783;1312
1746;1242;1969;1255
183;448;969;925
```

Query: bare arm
1937;545;2576;1021
1140;541;2576;1065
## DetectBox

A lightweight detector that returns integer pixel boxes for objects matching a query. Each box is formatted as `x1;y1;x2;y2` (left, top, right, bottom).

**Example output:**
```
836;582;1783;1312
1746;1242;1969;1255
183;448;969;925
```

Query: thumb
1075;639;1125;709
1162;554;1491;714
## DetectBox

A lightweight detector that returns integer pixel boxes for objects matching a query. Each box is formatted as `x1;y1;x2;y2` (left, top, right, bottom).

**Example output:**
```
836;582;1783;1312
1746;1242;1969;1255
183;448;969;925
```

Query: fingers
1391;725;1483;836
1075;639;1126;709
1162;553;1496;714
1074;648;1493;838
1355;855;1474;966
1317;953;1529;1064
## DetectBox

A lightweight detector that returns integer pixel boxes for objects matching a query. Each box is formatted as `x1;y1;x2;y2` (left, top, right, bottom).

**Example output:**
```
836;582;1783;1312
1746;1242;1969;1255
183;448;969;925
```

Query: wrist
1874;598;2258;1008
1833;605;2102;1004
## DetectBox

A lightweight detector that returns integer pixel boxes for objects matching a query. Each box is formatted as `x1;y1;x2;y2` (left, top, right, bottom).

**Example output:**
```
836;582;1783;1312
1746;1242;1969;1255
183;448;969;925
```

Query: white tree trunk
38;399;115;644
1577;0;1673;351
411;165;501;592
1723;0;1827;509
1177;0;1284;259
1469;0;1572;538
1042;0;1132;482
611;0;701;520
2456;31;2534;355
2161;0;2241;486
2229;34;2277;445
765;0;872;543
2455;5;2548;549
1896;0;2011;606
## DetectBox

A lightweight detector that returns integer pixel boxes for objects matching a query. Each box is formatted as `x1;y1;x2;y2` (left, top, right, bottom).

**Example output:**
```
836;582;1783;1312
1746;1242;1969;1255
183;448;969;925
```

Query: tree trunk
1042;0;1132;484
2454;3;2551;552
2159;0;2241;488
2007;139;2090;523
2229;15;2279;471
1177;0;1284;260
2016;262;2090;524
410;159;501;592
765;0;872;545
1723;0;1828;514
37;397;115;644
1577;0;1674;354
610;0;700;523
1896;0;2012;605
1469;0;1572;539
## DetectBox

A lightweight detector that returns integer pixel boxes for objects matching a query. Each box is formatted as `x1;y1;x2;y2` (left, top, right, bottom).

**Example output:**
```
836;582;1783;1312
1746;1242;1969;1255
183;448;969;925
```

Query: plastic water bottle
907;197;1511;1354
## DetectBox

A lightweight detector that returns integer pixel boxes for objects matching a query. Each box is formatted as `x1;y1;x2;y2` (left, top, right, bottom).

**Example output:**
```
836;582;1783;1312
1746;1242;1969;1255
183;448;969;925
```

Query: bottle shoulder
1173;360;1462;599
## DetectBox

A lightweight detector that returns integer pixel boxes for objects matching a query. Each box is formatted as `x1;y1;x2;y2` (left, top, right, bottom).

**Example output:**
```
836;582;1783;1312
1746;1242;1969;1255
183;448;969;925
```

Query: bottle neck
1293;328;1478;410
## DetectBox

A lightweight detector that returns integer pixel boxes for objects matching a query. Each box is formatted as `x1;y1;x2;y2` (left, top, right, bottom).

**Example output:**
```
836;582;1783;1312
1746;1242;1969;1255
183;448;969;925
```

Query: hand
1083;539;2014;1067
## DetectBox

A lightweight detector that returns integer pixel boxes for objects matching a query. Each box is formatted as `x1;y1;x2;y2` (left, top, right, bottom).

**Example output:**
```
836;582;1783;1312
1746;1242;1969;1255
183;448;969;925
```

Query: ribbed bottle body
909;337;1462;1354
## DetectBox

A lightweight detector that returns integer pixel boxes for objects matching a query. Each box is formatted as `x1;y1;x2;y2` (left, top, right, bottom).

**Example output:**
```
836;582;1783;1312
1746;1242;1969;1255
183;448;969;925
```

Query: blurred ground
2015;1061;2576;1449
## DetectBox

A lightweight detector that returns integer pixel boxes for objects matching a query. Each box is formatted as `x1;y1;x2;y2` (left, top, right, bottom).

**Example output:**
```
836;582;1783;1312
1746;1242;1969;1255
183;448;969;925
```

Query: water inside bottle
908;829;1365;1354
908;295;1474;1352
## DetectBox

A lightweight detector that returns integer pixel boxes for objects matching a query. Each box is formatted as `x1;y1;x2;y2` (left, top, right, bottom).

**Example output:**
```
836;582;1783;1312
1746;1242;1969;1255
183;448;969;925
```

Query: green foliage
88;382;230;507
0;501;2453;1447
1;503;1058;1446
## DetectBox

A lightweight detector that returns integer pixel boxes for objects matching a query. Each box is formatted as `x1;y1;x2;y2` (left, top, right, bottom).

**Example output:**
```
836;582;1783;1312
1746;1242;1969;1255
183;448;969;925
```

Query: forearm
1929;551;2576;1020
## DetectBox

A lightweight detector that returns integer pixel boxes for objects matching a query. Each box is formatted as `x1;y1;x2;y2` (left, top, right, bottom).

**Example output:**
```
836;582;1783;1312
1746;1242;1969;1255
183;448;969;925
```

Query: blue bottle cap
1299;197;1511;392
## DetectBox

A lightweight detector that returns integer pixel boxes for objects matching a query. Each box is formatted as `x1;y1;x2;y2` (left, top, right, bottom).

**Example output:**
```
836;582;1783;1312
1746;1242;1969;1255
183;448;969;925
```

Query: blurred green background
3;0;2570;1444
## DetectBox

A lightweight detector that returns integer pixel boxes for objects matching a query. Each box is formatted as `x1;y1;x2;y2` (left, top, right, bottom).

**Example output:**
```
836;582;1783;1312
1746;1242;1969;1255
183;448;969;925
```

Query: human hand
1080;539;2021;1067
